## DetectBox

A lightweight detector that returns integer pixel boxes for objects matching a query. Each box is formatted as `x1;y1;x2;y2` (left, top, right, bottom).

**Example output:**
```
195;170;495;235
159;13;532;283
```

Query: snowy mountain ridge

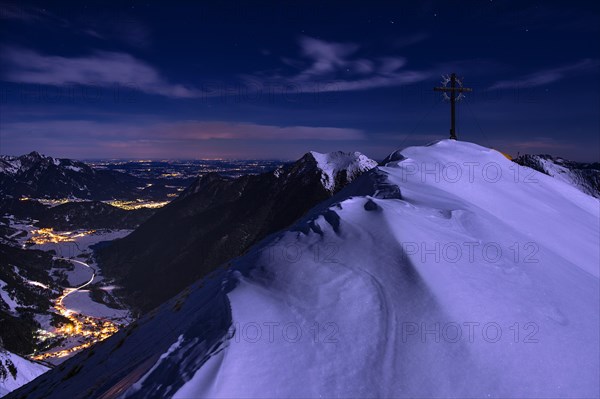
0;152;89;176
514;153;600;198
0;152;167;201
98;150;377;311
182;150;377;196
8;140;599;398
308;150;378;192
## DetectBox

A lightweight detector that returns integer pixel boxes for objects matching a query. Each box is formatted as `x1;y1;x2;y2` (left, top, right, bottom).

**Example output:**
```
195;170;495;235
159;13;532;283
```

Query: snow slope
0;351;48;397
10;140;599;399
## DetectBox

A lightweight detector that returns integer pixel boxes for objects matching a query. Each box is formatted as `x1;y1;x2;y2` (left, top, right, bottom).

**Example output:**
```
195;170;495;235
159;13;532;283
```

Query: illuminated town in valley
27;228;97;246
30;286;121;362
2;220;133;365
1;159;284;368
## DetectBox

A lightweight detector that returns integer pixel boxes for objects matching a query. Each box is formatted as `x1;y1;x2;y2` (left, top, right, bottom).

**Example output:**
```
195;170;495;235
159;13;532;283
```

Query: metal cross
434;73;472;140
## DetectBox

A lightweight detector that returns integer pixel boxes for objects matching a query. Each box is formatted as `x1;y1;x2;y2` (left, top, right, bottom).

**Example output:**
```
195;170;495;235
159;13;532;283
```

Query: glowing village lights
28;228;97;245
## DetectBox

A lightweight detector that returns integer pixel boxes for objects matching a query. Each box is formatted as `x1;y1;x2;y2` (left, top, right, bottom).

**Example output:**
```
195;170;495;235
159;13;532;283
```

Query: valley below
3;218;133;365
0;154;285;396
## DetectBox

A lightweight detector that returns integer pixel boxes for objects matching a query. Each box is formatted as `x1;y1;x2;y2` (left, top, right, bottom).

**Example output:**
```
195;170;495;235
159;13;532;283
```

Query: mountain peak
23;151;54;165
303;150;378;192
26;151;43;158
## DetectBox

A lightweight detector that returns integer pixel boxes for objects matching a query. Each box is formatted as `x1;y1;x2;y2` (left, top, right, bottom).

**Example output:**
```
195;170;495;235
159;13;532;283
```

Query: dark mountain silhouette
0;152;176;201
36;201;155;230
97;151;377;312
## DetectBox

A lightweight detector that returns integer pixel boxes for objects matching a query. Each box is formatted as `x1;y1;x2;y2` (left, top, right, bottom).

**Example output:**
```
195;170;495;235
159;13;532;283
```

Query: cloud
2;119;366;142
0;37;429;100
489;59;600;89
248;36;430;93
1;3;151;48
82;28;104;39
491;136;599;161
82;18;152;48
393;32;430;48
146;121;366;141
505;137;576;151
296;36;361;78
1;119;368;159
0;2;68;26
1;47;200;98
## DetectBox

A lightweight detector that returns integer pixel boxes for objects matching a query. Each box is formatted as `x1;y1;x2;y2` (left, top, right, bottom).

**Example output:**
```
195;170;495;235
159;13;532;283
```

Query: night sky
1;1;598;161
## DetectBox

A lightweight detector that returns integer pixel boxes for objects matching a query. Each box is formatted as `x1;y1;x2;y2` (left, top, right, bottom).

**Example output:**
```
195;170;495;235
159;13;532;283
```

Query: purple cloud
1;3;151;48
1;119;368;159
1;47;200;98
247;36;430;93
489;59;599;89
296;36;360;78
393;32;430;48
83;18;152;48
0;2;68;26
2;119;366;142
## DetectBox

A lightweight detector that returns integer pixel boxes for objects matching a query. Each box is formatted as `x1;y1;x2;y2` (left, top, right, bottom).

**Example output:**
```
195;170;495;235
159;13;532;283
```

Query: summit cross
434;73;473;140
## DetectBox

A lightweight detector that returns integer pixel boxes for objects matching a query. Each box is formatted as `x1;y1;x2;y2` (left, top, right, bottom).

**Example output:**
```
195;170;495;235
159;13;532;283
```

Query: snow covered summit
11;140;599;399
307;150;378;192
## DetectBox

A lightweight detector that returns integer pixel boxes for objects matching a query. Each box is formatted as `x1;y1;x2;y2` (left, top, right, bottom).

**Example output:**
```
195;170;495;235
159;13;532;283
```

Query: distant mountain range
514;154;600;198
96;151;377;312
0;152;178;201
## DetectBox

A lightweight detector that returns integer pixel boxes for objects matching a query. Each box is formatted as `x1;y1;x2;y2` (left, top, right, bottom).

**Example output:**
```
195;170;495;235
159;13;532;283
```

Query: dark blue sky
1;0;598;161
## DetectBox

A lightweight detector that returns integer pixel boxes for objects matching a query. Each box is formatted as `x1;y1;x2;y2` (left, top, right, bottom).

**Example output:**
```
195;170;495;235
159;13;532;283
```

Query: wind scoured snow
173;140;599;398
310;151;378;191
0;352;48;397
